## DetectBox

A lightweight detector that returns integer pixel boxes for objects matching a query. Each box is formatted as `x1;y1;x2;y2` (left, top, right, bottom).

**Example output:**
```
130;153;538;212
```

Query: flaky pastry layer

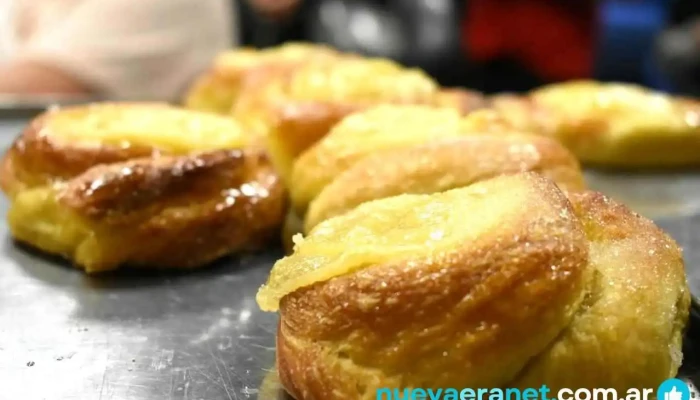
257;173;690;399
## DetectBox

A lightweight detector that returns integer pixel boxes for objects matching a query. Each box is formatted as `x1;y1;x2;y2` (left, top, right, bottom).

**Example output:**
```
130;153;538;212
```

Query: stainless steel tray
0;122;697;400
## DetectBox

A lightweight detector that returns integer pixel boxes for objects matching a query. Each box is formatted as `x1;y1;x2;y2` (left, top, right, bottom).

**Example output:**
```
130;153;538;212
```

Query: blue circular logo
658;379;691;400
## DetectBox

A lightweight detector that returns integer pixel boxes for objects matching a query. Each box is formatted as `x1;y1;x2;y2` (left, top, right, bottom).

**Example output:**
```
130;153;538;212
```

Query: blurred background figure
240;0;698;95
461;0;595;93
0;0;237;101
0;0;694;101
237;0;464;86
656;1;700;97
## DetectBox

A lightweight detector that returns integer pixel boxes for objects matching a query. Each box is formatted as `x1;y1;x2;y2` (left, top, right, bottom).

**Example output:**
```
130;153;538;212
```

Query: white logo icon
665;386;684;400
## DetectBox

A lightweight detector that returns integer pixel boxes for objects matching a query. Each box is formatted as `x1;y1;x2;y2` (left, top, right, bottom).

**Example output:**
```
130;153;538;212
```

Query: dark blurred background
0;0;696;103
238;0;700;95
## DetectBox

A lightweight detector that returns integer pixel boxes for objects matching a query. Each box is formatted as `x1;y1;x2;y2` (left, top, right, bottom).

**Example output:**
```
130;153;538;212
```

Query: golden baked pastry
290;104;582;222
490;80;700;167
289;105;464;213
233;56;440;184
183;42;340;115
257;173;690;399
0;103;285;272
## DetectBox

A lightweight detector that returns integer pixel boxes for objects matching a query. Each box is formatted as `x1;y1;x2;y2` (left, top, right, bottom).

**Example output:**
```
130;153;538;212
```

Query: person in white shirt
0;0;238;101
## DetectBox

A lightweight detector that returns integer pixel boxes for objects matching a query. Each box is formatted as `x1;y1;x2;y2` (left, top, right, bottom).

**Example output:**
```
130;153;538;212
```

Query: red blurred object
463;0;595;81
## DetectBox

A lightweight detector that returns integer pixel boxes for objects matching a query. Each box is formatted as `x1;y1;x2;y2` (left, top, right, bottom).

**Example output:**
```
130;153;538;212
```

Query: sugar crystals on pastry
257;173;690;399
0;103;285;272
490;80;700;167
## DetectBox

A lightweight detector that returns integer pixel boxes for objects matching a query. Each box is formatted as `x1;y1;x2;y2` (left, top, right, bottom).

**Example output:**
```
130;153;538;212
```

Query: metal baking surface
0;118;697;400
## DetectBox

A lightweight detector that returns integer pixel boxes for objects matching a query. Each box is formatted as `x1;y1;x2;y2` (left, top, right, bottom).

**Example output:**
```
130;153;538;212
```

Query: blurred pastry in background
282;209;304;255
432;88;489;114
183;42;340;114
185;43;491;187
656;16;700;97
0;103;285;272
235;56;440;185
288;104;583;231
257;173;690;400
490;80;700;168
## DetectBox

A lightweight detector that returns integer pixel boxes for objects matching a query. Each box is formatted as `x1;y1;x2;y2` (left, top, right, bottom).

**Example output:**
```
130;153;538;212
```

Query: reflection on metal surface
0;224;282;399
584;170;700;219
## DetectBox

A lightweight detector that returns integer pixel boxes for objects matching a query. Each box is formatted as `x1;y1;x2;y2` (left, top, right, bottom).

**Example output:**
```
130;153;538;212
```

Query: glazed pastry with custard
183;42;341;115
0;103;285;273
257;173;691;400
289;105;585;231
490;80;700;167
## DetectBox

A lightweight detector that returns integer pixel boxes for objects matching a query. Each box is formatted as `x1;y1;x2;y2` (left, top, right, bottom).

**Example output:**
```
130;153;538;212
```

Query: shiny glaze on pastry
257;173;690;399
1;102;251;193
490;81;700;167
0;103;285;272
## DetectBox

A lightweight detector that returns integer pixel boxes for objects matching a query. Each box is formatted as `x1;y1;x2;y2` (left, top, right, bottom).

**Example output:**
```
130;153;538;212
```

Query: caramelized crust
490;81;700;167
1;104;166;193
8;149;285;272
1;103;251;196
257;173;690;399
1;103;284;272
305;134;585;231
263;174;591;397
